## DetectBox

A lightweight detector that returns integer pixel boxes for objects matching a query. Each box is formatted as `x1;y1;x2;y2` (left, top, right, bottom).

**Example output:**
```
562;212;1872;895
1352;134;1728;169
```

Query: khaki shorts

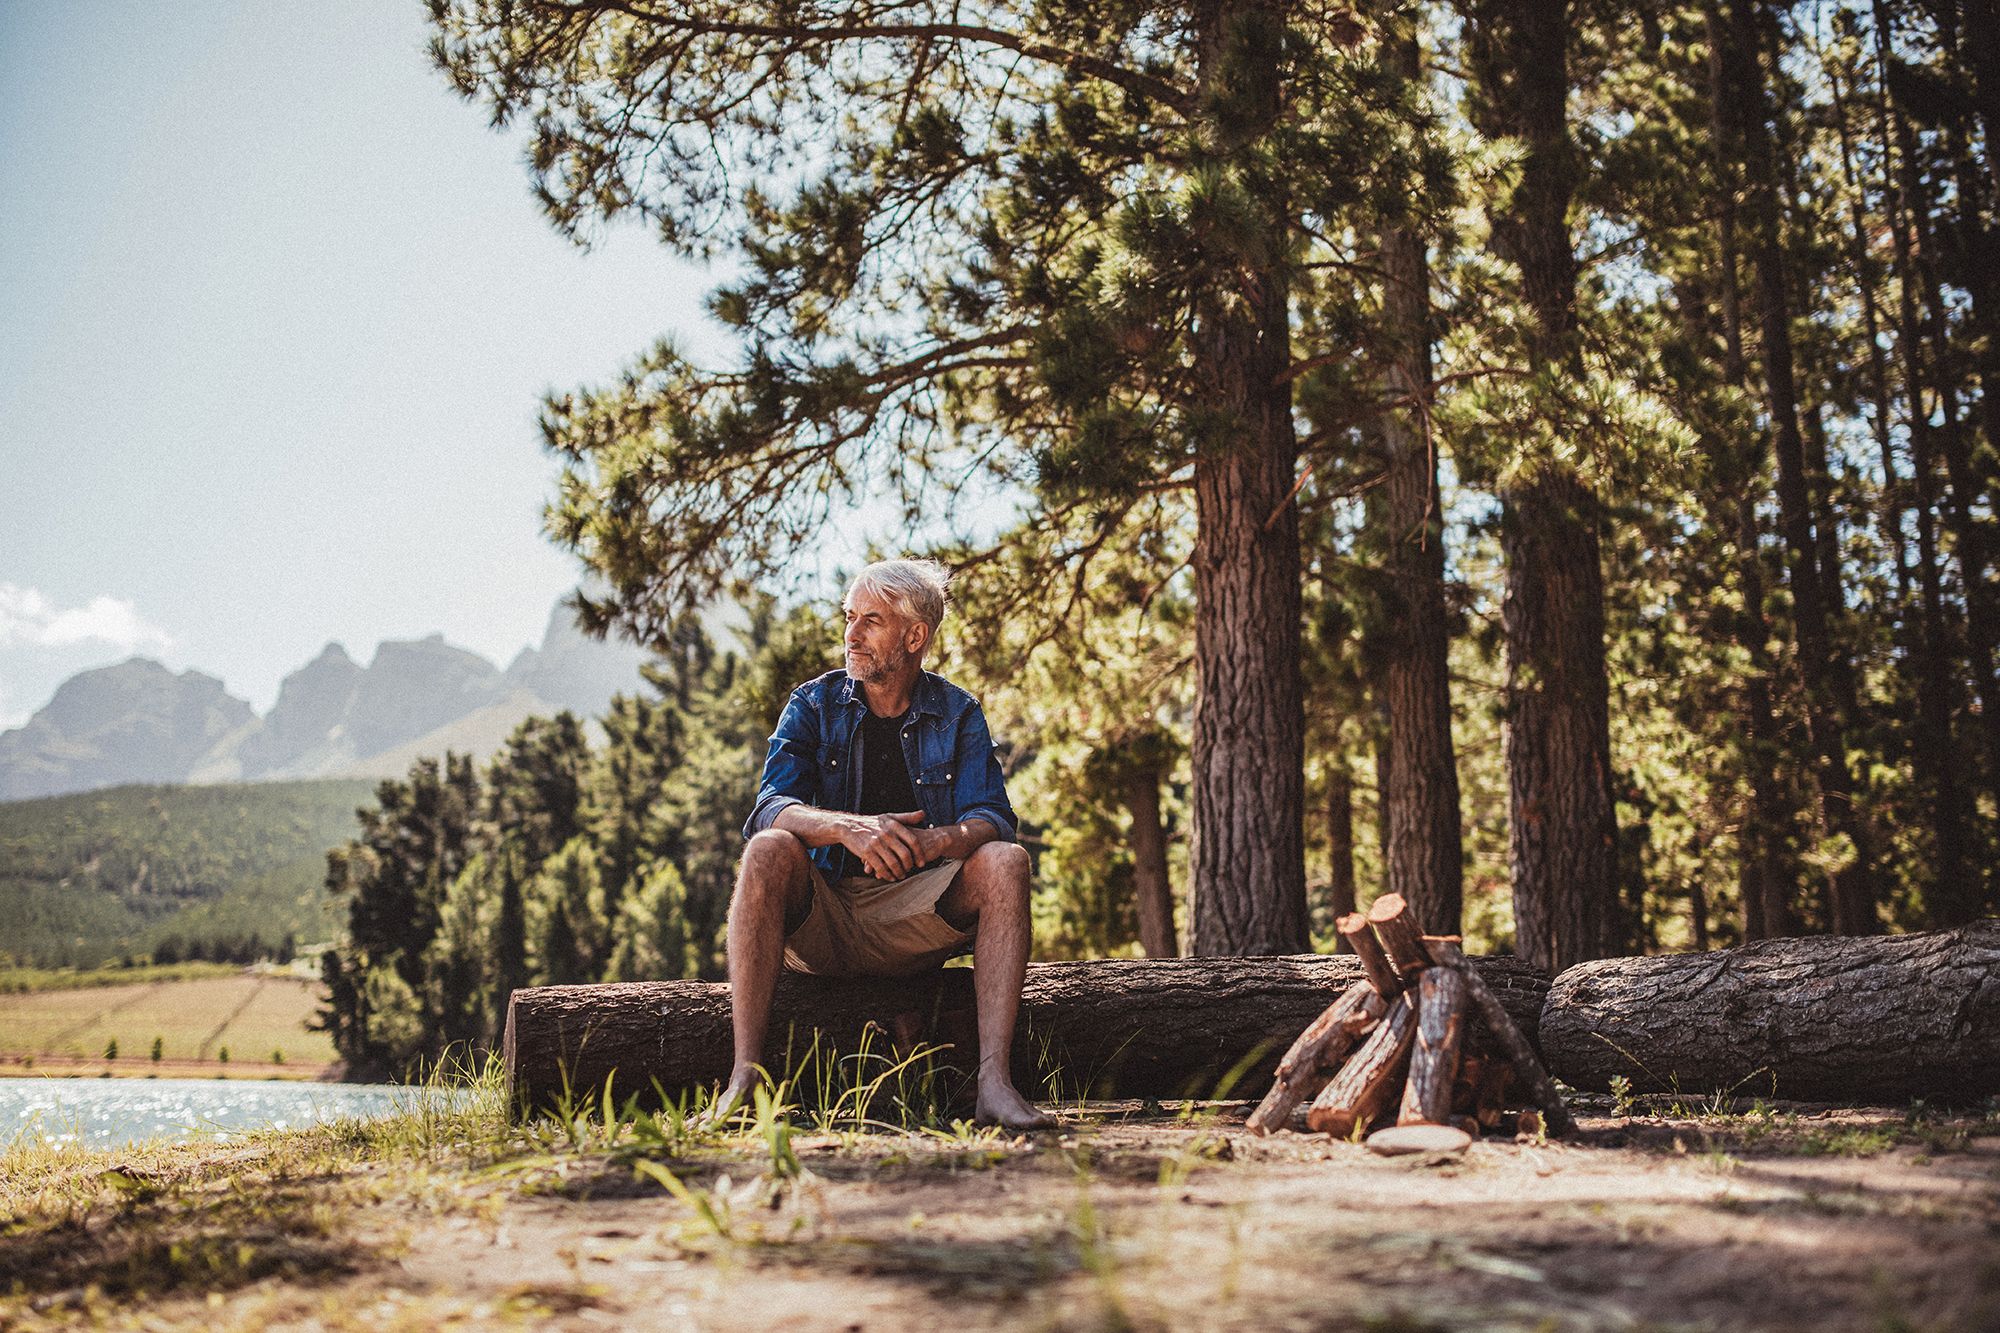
783;858;974;978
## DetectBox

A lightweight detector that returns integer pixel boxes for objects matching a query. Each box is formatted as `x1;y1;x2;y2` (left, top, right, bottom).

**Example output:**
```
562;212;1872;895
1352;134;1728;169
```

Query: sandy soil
5;1101;1997;1331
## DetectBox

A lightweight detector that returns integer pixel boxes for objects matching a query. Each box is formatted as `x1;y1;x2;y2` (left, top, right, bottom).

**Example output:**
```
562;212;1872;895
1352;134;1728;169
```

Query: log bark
1540;920;2000;1102
1245;980;1384;1135
1306;990;1419;1137
1399;964;1467;1126
504;953;1550;1115
1339;912;1402;996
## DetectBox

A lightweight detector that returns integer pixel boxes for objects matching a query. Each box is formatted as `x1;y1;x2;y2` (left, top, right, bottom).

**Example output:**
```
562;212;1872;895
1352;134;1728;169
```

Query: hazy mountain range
0;600;650;802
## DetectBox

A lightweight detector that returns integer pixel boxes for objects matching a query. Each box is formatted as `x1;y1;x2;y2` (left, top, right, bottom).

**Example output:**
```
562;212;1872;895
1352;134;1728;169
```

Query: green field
0;974;335;1067
0;779;375;968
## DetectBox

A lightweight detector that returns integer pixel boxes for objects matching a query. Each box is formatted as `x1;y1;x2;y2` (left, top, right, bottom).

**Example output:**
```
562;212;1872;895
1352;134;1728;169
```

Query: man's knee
743;828;807;871
965;841;1031;911
738;829;808;901
969;839;1030;883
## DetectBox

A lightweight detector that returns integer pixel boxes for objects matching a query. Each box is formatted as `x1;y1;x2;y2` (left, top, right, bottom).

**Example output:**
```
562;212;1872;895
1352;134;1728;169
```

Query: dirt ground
5;1098;1997;1332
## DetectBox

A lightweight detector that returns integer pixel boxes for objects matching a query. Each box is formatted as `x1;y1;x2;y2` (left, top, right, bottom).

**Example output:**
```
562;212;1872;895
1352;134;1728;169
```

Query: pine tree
430;0;1454;956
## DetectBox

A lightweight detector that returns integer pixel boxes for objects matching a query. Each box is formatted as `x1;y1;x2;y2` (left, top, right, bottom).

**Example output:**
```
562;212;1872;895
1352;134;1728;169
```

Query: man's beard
846;643;909;684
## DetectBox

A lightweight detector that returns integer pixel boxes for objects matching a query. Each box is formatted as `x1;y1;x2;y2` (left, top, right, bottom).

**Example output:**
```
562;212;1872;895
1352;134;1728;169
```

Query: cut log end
1366;892;1433;979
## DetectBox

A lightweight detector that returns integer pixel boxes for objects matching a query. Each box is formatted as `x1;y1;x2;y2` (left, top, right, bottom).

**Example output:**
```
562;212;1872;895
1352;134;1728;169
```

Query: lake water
0;1077;414;1151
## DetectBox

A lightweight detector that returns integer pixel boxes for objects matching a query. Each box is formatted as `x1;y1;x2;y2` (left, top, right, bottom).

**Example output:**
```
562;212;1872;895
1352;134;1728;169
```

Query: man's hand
839;810;935;880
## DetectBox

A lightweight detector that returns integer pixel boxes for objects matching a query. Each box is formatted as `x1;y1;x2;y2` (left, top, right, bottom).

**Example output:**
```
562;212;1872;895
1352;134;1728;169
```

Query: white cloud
0;583;174;656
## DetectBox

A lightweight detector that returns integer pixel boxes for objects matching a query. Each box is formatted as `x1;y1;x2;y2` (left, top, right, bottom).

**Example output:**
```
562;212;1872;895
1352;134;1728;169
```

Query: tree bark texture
1501;470;1619;972
1187;0;1308;956
1399;963;1467;1125
504;954;1550;1114
1467;0;1619;973
1122;764;1178;957
1364;23;1463;939
1539;919;2000;1102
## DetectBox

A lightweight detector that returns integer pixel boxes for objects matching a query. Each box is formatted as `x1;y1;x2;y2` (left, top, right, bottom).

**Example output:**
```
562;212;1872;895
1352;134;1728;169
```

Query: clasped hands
838;810;940;881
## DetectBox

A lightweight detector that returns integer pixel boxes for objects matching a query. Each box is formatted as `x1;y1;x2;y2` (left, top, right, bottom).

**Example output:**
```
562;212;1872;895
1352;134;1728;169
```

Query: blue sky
0;3;730;723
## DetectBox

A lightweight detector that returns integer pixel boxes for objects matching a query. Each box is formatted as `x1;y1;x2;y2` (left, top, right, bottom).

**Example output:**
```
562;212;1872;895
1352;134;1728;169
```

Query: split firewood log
1246;980;1385;1135
1366;893;1432;979
1306;990;1420;1138
1338;912;1403;996
1430;939;1576;1137
1398;963;1468;1126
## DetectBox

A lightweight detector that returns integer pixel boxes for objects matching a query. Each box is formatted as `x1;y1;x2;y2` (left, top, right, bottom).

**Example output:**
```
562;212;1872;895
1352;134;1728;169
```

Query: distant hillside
0;779;375;968
0;662;252;802
0;596;650;801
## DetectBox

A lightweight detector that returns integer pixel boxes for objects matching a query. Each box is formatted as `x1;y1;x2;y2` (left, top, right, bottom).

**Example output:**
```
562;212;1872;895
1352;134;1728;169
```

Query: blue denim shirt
743;669;1018;880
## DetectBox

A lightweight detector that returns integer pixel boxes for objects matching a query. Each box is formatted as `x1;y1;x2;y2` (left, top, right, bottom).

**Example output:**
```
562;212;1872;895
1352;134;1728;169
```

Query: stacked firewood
1246;894;1575;1152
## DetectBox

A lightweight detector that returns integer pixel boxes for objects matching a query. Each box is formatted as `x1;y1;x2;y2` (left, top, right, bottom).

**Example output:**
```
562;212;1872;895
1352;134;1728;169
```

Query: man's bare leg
937;841;1055;1130
714;829;813;1122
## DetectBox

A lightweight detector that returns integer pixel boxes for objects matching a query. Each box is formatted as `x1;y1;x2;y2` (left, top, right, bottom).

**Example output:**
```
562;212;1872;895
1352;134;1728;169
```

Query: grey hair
845;558;951;635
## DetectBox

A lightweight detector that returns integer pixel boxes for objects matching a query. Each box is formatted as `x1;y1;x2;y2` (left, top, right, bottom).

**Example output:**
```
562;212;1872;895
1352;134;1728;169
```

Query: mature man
722;558;1052;1129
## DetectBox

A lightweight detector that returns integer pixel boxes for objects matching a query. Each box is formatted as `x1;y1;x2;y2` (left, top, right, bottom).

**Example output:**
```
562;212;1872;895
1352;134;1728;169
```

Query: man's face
843;586;925;685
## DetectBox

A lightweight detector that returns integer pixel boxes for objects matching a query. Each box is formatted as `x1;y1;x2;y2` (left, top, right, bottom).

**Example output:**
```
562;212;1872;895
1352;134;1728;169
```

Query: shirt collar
837;669;944;718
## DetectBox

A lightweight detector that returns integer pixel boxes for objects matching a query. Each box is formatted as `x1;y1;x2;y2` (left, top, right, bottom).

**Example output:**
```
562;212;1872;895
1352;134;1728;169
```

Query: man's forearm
772;803;867;848
773;804;998;865
922;816;999;863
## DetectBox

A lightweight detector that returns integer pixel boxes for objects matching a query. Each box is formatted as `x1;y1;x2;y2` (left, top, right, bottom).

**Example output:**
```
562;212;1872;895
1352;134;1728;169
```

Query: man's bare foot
699;1069;763;1129
974;1081;1057;1131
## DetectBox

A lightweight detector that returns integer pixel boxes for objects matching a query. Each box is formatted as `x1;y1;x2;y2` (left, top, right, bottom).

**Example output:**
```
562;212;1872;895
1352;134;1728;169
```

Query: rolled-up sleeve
743;688;819;839
952;703;1018;843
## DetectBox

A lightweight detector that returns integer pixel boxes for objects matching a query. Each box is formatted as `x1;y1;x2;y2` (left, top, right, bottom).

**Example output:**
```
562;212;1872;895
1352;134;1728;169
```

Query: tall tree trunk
1961;0;2000;202
1122;763;1178;958
1188;0;1308;955
1873;13;1982;924
1327;763;1357;948
1467;0;1618;973
1828;64;1912;602
1724;0;1877;933
1704;16;1798;939
1365;21;1464;938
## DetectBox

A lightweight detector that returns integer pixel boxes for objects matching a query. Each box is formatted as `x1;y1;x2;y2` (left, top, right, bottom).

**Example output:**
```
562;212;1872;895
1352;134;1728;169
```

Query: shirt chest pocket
817;743;848;800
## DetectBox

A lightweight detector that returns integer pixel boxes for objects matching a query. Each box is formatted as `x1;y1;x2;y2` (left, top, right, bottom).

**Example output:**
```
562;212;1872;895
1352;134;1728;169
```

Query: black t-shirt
858;708;918;816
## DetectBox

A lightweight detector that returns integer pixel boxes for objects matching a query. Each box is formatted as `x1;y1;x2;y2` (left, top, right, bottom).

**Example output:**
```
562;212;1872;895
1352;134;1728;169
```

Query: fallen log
503;954;1549;1116
1245;980;1385;1135
1539;919;2000;1103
